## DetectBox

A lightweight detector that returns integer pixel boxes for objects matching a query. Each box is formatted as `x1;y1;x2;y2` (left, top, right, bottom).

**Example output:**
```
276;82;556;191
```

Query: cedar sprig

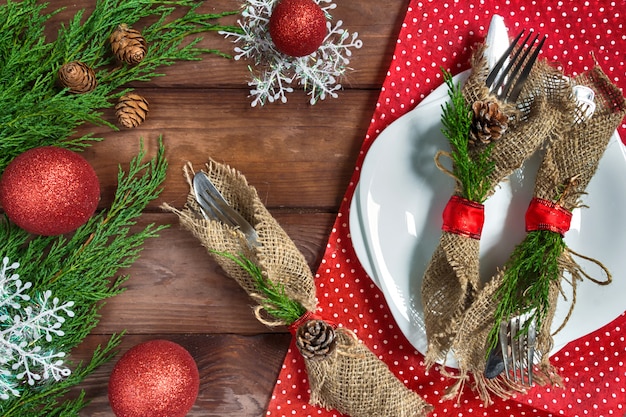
0;141;168;415
0;334;123;417
0;0;240;172
213;251;307;325
441;69;495;203
486;229;567;353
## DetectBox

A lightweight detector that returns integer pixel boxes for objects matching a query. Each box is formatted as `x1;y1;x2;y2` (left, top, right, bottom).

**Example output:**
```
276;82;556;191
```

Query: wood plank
71;333;292;417
77;88;377;210
93;211;336;335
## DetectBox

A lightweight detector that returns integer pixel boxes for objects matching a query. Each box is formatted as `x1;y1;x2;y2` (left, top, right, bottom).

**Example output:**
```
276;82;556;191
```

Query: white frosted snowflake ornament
0;257;74;400
221;0;362;106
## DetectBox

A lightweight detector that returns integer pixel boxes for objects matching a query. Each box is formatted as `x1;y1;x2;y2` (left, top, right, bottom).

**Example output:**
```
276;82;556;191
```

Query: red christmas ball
269;0;327;57
0;146;100;236
108;340;200;417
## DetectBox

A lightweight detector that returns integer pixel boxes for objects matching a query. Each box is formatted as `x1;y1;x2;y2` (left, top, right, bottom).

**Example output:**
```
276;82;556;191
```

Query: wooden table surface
54;1;410;415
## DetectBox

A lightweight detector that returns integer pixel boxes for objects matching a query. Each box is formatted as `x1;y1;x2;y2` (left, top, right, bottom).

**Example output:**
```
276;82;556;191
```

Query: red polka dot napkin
266;1;626;416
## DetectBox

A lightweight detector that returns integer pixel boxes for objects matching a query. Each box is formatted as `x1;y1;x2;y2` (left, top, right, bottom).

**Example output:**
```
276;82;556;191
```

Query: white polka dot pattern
267;1;626;416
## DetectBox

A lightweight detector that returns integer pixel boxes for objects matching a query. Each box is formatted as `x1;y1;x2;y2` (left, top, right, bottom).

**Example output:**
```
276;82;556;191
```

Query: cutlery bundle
421;32;626;404
421;40;572;368
164;160;433;417
450;65;626;401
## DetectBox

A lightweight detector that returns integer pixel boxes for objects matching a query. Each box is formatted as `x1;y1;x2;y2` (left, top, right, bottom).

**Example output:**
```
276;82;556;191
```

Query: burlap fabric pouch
164;160;433;417
448;65;626;404
421;43;573;367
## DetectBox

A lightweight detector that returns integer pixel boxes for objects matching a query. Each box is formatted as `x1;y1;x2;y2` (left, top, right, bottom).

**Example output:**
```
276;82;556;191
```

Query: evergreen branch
440;69;495;203
212;251;307;325
0;333;123;417
486;230;567;353
0;141;168;413
0;0;239;172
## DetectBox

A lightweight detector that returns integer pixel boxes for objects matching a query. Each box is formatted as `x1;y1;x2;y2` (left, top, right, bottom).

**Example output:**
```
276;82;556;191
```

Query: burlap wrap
305;329;433;417
165;160;433;417
449;65;626;404
422;43;574;367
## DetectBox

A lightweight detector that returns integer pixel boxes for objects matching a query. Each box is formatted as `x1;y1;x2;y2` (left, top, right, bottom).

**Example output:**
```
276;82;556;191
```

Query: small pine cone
469;100;509;146
295;319;337;360
58;61;97;94
115;93;149;128
110;24;147;65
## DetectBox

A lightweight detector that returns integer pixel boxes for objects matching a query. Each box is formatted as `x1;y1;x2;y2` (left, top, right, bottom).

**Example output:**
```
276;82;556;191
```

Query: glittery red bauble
0;146;100;236
108;340;200;417
269;0;327;57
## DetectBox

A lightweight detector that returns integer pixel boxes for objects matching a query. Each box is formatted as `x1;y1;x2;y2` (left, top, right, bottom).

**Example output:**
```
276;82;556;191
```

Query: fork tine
490;30;534;95
498;32;538;99
510;317;519;382
506;34;547;102
499;320;510;378
485;29;526;88
526;319;537;385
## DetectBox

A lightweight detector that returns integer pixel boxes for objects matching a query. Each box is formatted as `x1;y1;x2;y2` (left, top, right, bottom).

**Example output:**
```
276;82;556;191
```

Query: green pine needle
0;140;168;415
0;0;240;172
212;251;308;325
486;230;567;354
440;69;495;203
0;1;239;413
1;334;124;417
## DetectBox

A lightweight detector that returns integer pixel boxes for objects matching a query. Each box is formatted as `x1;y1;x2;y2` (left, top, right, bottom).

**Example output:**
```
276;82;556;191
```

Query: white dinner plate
350;74;626;367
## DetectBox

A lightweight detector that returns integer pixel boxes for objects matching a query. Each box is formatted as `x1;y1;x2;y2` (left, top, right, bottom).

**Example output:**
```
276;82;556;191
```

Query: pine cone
110;24;147;65
58;61;97;94
115;93;149;128
469;100;509;146
295;319;337;360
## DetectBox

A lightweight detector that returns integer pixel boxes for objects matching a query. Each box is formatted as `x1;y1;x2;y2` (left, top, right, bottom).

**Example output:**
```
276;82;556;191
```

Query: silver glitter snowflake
221;0;362;106
0;257;74;400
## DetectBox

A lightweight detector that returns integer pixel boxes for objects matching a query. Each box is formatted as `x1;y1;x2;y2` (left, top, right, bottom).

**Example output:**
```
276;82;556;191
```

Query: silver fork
499;312;537;385
485;311;538;385
486;29;547;103
482;29;545;385
192;171;260;248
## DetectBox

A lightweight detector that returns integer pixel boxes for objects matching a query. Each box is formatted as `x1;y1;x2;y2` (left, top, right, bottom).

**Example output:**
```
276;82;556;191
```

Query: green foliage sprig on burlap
0;141;168;416
215;251;307;325
440;69;495;203
486;185;571;354
0;0;240;172
486;230;566;354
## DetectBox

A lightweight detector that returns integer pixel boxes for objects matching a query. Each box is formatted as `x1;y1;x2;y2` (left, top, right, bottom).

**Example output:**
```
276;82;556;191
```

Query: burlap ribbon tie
449;65;626;404
421;43;574;368
164;160;433;417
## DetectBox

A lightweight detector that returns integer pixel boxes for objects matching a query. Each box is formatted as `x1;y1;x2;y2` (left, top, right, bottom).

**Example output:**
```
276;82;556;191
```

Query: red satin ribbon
288;311;330;335
441;195;485;239
525;197;573;235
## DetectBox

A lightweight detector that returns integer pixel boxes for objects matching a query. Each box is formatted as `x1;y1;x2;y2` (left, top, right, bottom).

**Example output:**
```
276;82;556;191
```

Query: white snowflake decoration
221;0;363;106
0;256;74;400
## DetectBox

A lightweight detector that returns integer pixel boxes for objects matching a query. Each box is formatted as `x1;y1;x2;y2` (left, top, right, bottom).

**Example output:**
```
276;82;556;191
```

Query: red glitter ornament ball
108;340;200;417
0;146;100;236
269;0;327;57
